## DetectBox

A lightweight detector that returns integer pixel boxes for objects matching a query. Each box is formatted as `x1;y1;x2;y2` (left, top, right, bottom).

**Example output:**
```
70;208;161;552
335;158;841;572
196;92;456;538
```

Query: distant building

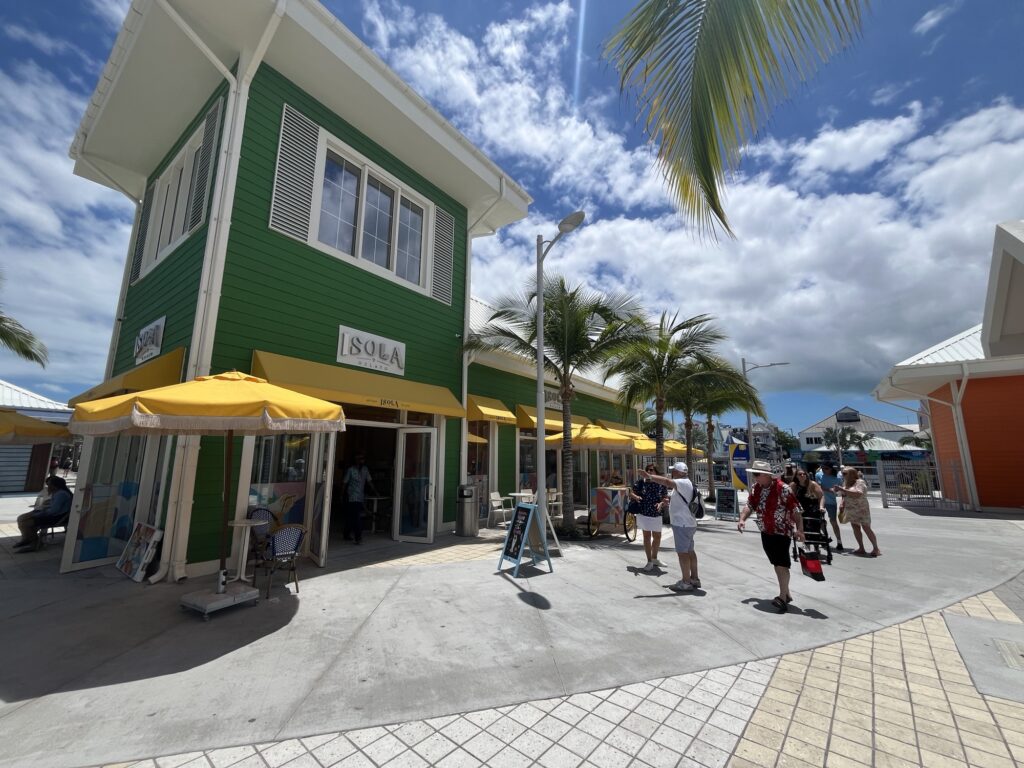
798;407;913;454
0;379;71;493
876;221;1024;512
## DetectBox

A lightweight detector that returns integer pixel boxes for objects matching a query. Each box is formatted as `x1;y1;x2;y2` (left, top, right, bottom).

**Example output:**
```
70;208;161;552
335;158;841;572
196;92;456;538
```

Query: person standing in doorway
342;453;377;545
630;463;668;572
737;459;804;612
818;464;845;551
640;462;700;592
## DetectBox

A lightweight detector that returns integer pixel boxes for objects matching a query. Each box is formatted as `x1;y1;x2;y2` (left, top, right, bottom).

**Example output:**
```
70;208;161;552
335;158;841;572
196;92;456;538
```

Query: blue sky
0;0;1022;436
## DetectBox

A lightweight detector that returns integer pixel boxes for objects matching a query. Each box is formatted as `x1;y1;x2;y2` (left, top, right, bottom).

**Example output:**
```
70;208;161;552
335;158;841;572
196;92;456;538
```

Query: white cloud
472;109;1024;397
86;0;130;31
364;0;672;214
2;24;93;65
870;81;915;107
912;2;962;35
785;103;924;186
0;60;132;398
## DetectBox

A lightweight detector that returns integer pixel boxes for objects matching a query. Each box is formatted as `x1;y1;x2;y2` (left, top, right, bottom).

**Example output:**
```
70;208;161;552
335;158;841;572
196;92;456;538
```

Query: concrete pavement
1;497;1023;767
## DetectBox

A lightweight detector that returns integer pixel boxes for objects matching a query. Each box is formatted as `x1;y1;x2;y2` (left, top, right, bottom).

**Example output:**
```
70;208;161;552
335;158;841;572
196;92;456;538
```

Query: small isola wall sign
134;316;166;365
337;325;406;376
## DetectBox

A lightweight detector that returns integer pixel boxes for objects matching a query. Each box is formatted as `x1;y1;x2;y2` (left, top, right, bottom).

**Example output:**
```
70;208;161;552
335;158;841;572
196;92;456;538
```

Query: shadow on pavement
742;596;829;619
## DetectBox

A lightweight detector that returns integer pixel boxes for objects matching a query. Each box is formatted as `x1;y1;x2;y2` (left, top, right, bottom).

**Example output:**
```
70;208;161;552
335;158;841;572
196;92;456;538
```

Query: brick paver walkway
90;583;1024;768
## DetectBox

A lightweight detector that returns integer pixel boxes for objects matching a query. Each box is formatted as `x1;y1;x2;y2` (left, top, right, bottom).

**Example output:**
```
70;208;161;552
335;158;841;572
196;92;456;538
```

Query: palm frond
606;0;868;237
0;271;47;366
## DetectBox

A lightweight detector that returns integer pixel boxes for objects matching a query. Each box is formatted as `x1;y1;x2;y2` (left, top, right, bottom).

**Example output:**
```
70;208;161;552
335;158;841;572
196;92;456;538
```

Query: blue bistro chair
261;524;305;599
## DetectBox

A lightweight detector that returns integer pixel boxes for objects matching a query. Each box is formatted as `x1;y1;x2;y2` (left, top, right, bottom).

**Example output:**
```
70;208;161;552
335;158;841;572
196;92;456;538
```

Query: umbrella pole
218;429;233;594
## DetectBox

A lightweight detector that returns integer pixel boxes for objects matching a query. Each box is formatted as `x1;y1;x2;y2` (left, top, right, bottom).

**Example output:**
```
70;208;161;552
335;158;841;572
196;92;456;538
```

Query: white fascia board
982;220;1024;357
472;349;621;403
290;0;530;224
875;354;1024;400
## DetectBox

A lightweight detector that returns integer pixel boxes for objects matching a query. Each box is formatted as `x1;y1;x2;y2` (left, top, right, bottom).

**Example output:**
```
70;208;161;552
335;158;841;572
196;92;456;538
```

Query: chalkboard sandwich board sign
715;487;738;521
497;503;553;577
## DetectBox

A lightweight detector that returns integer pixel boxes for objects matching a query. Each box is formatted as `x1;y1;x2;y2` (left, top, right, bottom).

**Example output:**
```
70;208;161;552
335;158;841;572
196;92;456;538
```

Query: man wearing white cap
639;462;701;592
738;459;805;612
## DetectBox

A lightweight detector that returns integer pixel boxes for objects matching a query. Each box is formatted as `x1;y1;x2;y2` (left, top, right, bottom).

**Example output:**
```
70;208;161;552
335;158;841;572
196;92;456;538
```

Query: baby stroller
799;503;833;565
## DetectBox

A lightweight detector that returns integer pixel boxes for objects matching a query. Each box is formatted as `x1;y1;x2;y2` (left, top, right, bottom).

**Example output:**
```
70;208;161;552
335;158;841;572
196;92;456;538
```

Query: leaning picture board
715;487;739;521
497;503;553;577
116;522;164;582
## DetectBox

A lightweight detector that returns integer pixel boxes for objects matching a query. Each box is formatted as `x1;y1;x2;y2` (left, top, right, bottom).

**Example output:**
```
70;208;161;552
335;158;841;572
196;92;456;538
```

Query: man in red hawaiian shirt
737;459;805;613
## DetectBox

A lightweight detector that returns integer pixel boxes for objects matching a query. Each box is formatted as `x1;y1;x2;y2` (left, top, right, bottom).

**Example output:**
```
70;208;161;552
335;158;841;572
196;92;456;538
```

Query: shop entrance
331;425;398;545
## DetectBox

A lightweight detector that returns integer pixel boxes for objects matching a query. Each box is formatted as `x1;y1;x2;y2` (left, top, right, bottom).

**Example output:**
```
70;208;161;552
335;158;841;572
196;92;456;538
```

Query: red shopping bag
797;547;825;581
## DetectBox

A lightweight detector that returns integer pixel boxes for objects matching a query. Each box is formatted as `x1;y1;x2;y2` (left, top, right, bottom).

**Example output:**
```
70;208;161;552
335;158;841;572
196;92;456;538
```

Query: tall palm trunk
654;397;665;469
560;384;575;531
684;412;695;475
705;412;716;502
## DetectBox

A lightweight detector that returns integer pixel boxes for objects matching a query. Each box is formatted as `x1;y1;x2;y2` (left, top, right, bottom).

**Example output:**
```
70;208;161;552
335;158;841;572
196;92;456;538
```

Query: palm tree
605;0;869;237
639;407;672;436
0;270;47;365
821;426;875;467
465;275;646;530
605;312;724;468
899;434;933;452
667;356;765;492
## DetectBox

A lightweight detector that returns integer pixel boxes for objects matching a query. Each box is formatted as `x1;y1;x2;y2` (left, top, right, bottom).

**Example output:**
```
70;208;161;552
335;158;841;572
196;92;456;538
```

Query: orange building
875;221;1024;512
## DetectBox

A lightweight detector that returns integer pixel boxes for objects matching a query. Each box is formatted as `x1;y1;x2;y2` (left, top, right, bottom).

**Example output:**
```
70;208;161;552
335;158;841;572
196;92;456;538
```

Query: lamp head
558;210;585;234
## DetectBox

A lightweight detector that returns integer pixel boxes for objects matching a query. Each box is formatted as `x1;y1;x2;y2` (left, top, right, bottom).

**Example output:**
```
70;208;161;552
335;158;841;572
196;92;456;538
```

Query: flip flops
771;596;788;613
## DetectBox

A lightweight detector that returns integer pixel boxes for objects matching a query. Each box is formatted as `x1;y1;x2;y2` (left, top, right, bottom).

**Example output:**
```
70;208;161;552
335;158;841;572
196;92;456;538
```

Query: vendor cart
584;486;637;540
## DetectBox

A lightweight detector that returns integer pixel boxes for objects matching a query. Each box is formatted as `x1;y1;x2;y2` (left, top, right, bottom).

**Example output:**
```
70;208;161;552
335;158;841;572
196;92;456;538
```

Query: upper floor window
129;99;221;285
312;144;430;289
269;104;454;304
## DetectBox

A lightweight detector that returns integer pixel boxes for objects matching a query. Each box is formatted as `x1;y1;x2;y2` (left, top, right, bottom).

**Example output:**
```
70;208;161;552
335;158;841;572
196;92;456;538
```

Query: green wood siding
467;362;634;496
212;64;467;388
111;84;227;377
185;435;243;564
187;64;470;552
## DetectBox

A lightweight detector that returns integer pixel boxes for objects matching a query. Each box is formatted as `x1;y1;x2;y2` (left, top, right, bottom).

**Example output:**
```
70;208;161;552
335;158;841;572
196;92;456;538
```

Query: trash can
455;484;478;537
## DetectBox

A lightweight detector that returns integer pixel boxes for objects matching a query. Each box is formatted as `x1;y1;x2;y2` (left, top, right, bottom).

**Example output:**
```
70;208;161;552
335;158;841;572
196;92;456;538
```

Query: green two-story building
63;0;640;580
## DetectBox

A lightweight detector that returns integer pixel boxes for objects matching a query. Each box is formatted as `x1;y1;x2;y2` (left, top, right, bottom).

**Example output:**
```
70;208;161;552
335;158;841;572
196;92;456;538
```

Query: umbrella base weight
180;582;260;620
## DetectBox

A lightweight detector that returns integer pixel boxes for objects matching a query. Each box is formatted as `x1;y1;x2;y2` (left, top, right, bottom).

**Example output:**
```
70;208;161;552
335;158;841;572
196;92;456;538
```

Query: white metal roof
0;379;72;414
800;408;912;436
69;0;530;234
896;325;985;367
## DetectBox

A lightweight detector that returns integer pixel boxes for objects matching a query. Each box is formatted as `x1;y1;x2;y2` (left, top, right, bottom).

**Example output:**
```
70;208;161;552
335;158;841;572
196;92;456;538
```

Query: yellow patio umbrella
70;371;345;606
0;408;70;444
664;440;705;457
545;423;634;449
466;432;487;444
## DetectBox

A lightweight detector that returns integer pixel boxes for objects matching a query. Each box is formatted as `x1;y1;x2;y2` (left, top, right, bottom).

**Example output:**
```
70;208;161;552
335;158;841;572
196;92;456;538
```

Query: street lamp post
741;357;789;461
536;211;585;521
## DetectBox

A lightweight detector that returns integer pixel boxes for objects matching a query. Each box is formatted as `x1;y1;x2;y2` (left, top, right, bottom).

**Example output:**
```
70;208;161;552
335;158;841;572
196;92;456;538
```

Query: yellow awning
466;432;487;444
69;347;186;407
545;424;634;448
467;395;516;424
597;419;647;439
0;409;70;444
516;405;590;430
252;350;464;418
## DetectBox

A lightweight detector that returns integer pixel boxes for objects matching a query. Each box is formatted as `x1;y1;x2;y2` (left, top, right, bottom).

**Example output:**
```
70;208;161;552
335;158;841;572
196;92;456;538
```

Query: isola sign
337;325;406;376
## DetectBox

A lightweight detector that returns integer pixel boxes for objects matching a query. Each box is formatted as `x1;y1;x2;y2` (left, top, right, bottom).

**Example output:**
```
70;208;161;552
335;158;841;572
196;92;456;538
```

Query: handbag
793;539;825;581
626;499;641;515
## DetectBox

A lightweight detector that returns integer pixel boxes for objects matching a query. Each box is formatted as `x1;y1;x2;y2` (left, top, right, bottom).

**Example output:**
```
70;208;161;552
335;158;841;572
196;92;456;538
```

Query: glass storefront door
62;433;154;571
394;427;435;543
307;432;335;567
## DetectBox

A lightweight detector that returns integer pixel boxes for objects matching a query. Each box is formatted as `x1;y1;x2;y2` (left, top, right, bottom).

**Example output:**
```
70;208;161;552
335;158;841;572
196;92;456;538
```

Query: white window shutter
269;104;319;240
129;184;155;285
431;208;455;305
187;98;222;232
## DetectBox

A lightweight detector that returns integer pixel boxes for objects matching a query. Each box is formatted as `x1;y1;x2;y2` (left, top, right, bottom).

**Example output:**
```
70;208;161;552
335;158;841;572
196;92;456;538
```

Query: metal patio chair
261;523;305;598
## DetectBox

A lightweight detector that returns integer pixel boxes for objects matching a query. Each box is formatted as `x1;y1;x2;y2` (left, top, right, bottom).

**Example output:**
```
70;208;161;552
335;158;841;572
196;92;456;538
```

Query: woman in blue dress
630;463;668;571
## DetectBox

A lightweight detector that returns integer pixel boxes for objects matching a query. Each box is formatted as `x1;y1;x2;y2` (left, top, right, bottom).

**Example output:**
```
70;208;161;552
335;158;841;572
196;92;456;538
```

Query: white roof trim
982;220;1024;357
896;325;984;367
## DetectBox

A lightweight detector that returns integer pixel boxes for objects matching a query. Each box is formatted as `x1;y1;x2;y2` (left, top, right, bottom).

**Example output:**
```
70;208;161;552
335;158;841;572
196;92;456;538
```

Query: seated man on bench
15;476;73;552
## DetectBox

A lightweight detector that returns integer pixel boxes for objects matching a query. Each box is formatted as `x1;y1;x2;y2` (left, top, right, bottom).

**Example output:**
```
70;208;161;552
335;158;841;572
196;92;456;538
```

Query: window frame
137;123;209;281
308;128;435;297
